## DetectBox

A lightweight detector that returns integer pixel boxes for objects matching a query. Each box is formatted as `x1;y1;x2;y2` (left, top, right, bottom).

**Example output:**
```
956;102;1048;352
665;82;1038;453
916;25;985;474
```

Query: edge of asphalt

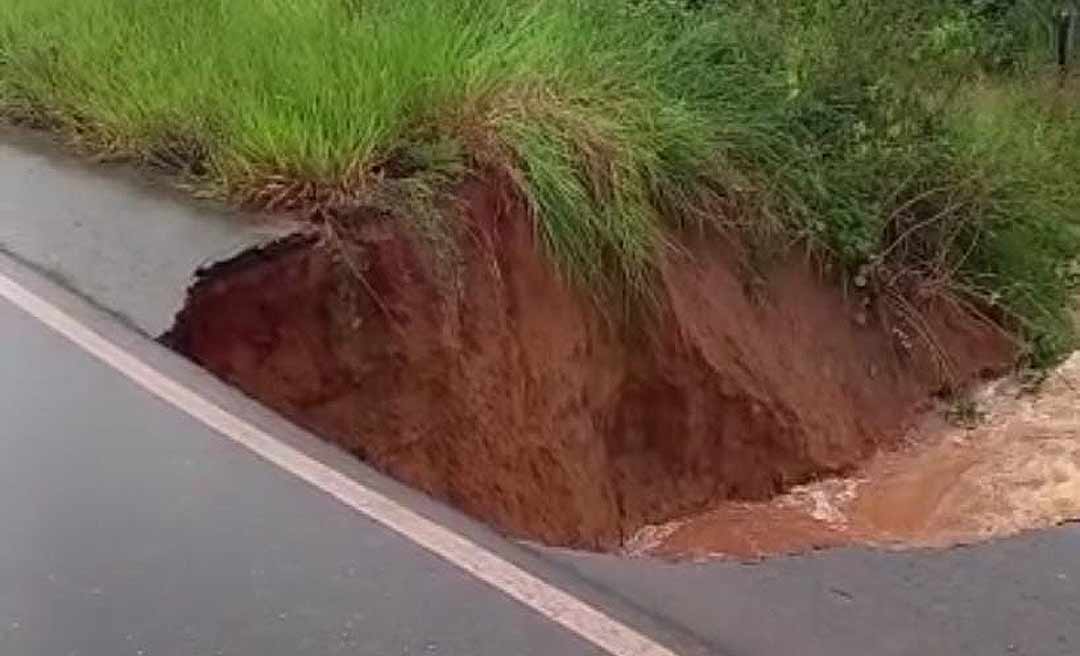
0;129;723;656
0;125;298;337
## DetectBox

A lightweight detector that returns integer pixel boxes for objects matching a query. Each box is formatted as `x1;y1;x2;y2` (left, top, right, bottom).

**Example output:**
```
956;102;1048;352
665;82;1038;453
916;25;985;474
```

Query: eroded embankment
164;178;1013;550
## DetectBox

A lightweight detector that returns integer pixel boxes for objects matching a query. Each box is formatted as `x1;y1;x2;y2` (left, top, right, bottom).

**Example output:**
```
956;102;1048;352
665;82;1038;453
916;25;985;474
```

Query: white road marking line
0;269;680;656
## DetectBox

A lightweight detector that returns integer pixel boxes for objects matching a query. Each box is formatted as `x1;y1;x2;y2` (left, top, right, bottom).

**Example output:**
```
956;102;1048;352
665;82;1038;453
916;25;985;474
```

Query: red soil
165;177;1014;550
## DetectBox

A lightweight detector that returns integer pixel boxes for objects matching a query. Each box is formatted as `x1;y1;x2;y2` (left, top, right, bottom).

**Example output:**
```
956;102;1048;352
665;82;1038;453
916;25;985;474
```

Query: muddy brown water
635;354;1080;560
164;177;1018;552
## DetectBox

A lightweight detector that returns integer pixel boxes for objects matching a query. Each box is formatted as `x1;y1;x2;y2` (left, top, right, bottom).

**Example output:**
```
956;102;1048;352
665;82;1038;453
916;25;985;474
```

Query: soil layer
165;177;1013;549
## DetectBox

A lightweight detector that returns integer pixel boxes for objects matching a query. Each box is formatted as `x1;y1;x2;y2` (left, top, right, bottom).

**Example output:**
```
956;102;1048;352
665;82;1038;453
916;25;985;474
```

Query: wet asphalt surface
0;282;610;656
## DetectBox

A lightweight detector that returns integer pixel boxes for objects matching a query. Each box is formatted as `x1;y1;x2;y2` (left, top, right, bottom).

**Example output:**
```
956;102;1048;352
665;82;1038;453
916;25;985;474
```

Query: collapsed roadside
3;0;1078;550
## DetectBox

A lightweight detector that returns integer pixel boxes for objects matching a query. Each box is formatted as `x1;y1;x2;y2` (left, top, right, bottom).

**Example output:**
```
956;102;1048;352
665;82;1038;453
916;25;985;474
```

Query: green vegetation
0;0;1077;362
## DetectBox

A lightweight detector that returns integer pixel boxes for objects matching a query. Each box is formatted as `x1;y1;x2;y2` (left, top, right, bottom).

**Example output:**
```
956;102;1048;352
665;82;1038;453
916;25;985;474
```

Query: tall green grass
948;78;1080;363
0;0;726;293
0;0;1077;361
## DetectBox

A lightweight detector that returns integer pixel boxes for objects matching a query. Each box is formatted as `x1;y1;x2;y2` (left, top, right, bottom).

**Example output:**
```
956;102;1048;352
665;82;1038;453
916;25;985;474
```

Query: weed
946;395;988;429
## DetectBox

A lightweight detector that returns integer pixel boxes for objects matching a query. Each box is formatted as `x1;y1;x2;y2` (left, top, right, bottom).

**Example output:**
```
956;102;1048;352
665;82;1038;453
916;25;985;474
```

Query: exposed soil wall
165;178;1014;549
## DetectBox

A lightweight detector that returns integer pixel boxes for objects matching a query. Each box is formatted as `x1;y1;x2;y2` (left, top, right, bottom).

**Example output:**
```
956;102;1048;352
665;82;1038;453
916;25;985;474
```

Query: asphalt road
0;277;630;656
544;528;1080;656
1;128;1079;656
0;126;293;336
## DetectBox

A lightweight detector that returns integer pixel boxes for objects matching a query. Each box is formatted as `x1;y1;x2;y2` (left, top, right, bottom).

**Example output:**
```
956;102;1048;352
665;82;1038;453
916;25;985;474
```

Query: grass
0;0;1077;362
948;77;1080;363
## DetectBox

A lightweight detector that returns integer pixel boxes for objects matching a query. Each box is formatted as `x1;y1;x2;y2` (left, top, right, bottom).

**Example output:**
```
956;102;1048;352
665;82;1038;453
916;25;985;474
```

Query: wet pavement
0;279;617;656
